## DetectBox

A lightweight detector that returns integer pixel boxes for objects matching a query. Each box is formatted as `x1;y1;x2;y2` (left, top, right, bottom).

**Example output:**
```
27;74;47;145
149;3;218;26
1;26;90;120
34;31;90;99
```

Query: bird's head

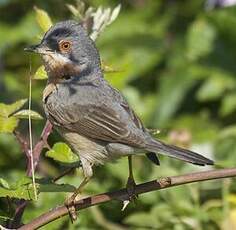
25;20;101;80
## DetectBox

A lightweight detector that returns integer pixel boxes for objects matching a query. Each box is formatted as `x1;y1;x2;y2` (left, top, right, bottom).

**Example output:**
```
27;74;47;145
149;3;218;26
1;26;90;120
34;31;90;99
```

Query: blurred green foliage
1;0;236;229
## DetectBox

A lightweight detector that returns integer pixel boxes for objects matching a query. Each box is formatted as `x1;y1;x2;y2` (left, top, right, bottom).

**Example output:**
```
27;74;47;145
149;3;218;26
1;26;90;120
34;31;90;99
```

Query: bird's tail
146;139;214;166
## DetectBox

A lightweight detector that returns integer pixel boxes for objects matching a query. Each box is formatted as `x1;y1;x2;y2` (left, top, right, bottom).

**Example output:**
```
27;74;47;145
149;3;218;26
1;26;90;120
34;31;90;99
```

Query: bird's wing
45;83;213;166
46;97;148;148
119;100;146;131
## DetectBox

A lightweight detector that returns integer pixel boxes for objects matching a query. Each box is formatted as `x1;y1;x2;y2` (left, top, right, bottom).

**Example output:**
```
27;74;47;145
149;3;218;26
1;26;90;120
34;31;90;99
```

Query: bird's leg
122;156;137;210
123;156;138;210
65;158;93;222
65;176;90;222
66;177;90;205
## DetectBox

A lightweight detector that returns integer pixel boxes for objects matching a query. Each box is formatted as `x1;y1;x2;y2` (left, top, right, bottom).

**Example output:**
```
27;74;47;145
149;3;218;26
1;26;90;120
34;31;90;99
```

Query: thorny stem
18;168;236;230
8;120;53;229
27;120;53;176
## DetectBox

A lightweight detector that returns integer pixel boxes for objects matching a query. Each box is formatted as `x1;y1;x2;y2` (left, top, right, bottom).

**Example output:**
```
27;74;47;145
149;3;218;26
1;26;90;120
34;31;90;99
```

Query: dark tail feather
146;152;160;165
146;139;214;166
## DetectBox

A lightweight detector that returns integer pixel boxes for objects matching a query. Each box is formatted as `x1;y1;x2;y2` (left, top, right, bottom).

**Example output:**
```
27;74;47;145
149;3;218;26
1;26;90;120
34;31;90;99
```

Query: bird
25;20;214;220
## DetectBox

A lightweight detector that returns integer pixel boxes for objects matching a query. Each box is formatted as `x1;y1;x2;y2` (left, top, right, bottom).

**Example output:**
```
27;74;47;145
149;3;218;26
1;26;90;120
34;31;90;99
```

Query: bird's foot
126;176;138;201
122;176;138;211
65;177;90;222
65;192;80;222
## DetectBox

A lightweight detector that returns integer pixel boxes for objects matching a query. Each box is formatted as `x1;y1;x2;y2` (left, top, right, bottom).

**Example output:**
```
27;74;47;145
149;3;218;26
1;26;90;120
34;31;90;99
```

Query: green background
1;0;236;229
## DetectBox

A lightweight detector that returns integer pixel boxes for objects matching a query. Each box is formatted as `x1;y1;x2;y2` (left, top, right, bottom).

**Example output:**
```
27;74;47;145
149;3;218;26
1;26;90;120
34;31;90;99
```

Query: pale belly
58;129;110;165
57;128;139;165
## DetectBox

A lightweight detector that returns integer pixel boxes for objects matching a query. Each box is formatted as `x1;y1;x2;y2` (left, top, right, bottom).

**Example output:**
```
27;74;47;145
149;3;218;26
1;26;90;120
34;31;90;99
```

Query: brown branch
19;167;236;230
13;120;53;176
8;120;53;229
27;120;53;176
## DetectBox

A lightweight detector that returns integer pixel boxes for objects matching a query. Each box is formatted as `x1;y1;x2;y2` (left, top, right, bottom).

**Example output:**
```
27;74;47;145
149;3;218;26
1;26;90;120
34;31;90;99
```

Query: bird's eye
59;40;72;52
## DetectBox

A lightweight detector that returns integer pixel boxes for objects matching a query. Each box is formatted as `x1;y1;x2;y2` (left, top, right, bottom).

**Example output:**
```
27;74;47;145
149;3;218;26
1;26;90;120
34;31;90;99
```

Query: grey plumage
27;20;214;180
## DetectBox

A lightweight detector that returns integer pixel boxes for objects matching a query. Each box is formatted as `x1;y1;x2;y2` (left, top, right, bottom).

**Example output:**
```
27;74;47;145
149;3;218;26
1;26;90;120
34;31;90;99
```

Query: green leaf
219;125;236;139
0;99;27;117
187;19;216;61
0;177;39;201
197;74;235;101
0;99;26;133
34;6;53;32
0;177;75;200
33;65;48;80
0;178;10;189
13;109;43;120
151;204;173;221
0;116;19;133
124;212;159;228
220;93;236;117
153;72;197;127
46;142;79;164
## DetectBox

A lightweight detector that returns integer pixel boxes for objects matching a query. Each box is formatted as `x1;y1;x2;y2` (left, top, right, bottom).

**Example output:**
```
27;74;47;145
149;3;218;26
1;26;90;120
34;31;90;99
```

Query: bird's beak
24;44;40;53
24;44;51;54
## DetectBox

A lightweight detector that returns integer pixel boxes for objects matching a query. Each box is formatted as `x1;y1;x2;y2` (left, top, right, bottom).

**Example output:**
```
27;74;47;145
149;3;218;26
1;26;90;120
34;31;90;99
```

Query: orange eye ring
59;40;72;52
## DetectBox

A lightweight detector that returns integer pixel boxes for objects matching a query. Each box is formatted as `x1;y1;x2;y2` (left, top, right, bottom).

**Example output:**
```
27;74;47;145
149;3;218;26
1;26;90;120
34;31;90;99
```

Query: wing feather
46;101;147;148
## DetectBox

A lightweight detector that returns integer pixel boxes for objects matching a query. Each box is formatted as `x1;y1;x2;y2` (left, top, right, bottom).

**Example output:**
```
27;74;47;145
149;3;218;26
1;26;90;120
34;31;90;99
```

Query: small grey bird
25;20;213;218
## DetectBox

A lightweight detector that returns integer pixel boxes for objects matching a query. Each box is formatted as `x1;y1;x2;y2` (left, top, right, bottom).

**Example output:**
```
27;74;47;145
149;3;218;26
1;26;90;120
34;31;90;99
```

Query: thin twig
19;168;236;230
52;167;75;183
28;69;38;201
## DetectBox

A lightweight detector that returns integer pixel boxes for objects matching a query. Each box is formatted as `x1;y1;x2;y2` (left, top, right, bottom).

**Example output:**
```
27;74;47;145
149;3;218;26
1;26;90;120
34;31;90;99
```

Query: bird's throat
42;53;81;82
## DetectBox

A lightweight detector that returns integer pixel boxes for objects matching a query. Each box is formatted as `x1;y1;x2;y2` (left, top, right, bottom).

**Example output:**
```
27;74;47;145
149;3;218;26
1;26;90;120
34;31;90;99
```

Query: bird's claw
65;194;78;222
121;200;130;211
122;176;138;211
126;176;138;201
